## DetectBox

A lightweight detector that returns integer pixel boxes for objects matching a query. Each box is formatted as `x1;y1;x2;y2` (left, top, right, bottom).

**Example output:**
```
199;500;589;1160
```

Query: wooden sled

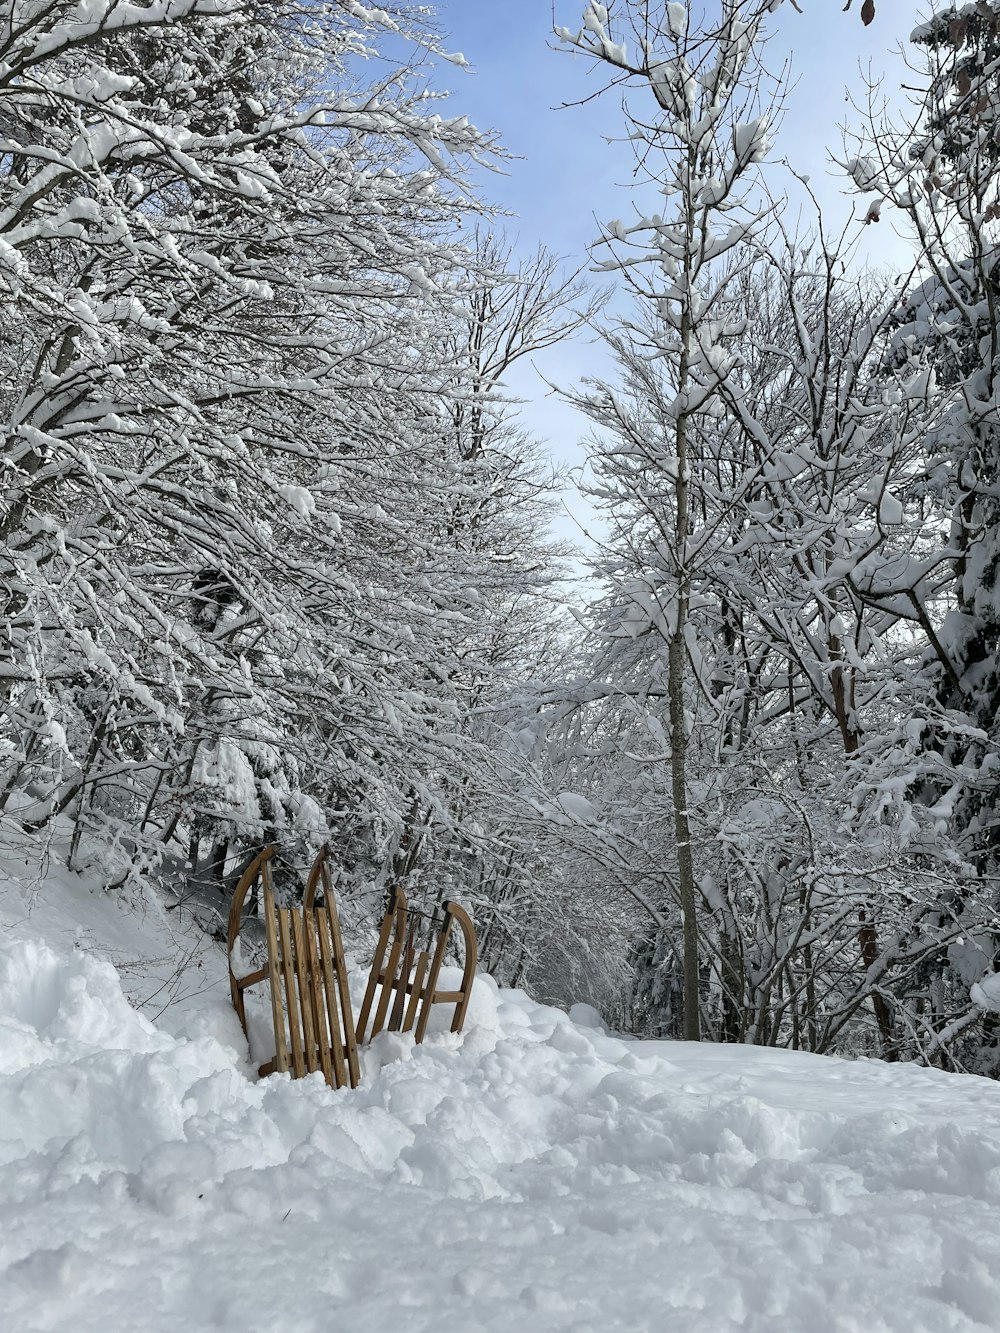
227;846;360;1089
355;886;478;1046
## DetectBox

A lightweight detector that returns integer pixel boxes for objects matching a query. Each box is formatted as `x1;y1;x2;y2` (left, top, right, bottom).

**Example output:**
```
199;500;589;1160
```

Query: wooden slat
324;887;361;1089
316;909;349;1090
402;951;429;1033
414;916;453;1045
291;910;319;1075
355;905;396;1043
388;920;415;1031
262;884;289;1074
371;904;407;1039
235;965;269;991
277;906;306;1078
304;911;334;1086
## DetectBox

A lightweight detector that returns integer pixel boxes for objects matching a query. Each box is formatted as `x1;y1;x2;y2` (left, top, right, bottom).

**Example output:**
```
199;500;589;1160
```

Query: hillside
3;842;1000;1333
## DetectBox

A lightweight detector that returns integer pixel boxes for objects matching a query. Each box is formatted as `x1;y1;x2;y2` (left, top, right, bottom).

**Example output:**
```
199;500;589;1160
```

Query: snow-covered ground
4;849;1000;1332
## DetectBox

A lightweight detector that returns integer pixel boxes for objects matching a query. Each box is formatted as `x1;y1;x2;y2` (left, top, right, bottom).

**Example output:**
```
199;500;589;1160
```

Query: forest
4;0;1000;1077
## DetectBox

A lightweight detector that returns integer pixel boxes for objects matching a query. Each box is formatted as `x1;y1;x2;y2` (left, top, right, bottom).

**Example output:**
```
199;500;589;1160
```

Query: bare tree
556;0;787;1038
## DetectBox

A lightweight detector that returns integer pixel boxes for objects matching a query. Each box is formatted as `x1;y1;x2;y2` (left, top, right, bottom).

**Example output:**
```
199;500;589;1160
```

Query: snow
971;972;1000;1013
5;857;1000;1331
277;483;317;519
667;3;687;40
556;790;599;822
879;490;904;525
733;116;770;164
650;56;696;115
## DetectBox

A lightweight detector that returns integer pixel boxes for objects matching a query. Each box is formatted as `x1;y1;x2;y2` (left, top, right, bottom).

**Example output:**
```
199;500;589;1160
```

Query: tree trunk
668;629;700;1040
831;638;895;1056
670;319;700;1041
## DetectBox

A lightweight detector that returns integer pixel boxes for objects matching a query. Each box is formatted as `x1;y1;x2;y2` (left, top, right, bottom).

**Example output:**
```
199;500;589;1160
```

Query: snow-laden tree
551;0;982;1055
557;227;956;1052
376;233;603;977
554;0;787;1039
843;5;1000;867
0;0;509;888
831;1;1000;1068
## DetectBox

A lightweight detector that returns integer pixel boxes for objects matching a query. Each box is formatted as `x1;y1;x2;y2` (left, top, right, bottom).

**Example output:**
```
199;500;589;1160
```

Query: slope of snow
3;855;1000;1331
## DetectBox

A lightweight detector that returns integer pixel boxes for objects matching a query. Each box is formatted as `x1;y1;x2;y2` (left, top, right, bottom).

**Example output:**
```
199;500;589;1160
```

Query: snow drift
4;929;1000;1332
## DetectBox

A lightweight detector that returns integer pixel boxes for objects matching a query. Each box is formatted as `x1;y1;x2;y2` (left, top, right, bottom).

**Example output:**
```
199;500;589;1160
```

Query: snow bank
4;931;1000;1331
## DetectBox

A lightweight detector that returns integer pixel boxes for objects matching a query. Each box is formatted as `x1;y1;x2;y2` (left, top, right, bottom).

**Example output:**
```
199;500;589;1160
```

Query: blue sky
414;1;921;555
